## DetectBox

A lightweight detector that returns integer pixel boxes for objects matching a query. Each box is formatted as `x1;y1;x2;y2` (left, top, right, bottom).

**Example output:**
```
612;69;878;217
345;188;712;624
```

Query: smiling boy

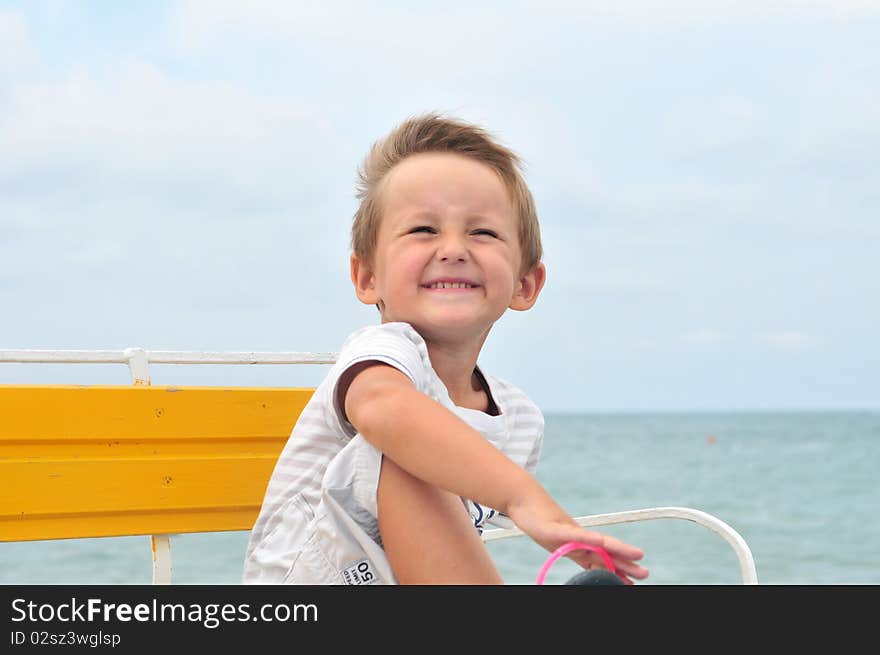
242;113;648;584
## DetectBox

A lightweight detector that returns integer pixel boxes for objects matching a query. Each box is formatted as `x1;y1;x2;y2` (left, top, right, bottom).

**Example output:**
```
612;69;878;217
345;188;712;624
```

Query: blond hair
352;112;542;274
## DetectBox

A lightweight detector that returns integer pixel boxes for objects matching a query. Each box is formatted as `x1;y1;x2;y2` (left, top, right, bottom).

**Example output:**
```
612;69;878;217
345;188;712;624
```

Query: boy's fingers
552;528;647;578
603;535;645;560
569;530;643;561
566;549;649;580
566;551;604;572
615;560;650;580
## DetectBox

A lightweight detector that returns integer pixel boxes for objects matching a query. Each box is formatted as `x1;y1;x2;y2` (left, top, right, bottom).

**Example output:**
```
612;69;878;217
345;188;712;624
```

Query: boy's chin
405;317;498;343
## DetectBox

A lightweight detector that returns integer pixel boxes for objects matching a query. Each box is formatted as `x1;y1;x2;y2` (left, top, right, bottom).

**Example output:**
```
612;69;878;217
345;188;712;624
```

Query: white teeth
428;282;474;289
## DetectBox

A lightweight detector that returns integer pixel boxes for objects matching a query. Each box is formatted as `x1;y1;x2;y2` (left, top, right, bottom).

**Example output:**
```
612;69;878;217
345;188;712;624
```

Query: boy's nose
436;235;468;262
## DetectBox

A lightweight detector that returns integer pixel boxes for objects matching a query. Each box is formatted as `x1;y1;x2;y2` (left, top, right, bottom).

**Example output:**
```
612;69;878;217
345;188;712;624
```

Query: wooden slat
0;385;314;541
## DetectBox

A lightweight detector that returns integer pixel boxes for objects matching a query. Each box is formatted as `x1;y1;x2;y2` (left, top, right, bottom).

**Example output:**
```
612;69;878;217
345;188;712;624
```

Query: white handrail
0;349;338;365
482;506;758;584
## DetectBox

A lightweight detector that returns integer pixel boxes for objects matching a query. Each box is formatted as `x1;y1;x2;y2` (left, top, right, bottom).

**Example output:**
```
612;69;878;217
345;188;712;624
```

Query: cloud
520;0;880;21
568;268;673;295
682;330;730;345
755;331;817;349
0;58;356;222
168;1;519;79
659;94;769;159
170;0;880;45
0;9;31;77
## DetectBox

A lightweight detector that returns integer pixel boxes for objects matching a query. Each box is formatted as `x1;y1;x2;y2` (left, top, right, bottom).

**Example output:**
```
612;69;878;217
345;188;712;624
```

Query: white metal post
124;348;173;585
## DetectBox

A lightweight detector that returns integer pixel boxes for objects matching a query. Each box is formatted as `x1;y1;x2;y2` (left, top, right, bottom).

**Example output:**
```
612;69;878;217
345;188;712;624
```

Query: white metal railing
2;348;758;584
0;348;338;366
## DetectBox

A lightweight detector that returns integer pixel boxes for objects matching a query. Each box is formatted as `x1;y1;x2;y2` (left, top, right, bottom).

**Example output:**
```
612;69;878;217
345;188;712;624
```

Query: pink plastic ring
536;541;617;585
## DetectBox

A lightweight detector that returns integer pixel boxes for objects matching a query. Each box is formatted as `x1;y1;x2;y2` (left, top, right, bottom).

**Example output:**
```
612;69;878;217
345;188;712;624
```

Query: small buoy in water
707;435;717;445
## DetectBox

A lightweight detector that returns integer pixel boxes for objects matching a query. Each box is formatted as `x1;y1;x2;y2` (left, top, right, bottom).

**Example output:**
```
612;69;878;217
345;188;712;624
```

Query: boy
242;113;648;584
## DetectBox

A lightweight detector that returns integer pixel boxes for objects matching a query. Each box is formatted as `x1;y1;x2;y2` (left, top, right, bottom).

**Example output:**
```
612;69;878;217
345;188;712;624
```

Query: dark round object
564;569;625;585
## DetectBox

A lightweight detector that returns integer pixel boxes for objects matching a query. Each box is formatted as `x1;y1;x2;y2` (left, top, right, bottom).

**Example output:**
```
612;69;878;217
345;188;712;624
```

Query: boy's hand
507;499;649;585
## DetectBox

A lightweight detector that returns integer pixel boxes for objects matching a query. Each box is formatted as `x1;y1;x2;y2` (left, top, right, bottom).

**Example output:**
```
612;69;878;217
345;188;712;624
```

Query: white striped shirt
242;321;544;584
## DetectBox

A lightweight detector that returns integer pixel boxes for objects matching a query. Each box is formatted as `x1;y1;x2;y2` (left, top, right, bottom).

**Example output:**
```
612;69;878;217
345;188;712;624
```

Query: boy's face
351;152;545;346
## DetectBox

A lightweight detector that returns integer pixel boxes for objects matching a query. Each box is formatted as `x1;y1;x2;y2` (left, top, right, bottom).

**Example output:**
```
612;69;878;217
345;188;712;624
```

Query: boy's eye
409;226;436;234
472;229;499;238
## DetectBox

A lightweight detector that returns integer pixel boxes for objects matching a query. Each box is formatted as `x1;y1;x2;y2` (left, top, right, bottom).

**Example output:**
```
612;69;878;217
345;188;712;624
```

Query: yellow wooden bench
0;384;314;583
0;347;333;584
0;348;759;584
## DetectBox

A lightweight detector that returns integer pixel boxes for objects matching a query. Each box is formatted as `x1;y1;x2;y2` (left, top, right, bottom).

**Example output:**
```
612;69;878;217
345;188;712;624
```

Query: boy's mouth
421;278;480;290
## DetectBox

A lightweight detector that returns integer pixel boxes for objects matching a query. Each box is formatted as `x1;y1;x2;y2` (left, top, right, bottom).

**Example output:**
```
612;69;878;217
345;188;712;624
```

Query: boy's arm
342;361;649;583
343;361;539;513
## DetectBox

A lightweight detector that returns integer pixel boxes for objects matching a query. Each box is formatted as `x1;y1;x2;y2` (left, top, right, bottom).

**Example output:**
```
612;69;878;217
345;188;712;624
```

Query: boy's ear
509;261;547;311
350;253;381;306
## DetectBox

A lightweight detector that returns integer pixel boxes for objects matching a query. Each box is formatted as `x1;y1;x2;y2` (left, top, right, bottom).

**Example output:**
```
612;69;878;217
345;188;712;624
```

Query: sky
1;1;878;412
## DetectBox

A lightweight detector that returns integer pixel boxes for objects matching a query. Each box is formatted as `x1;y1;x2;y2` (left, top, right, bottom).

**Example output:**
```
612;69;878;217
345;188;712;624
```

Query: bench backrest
0;385;313;542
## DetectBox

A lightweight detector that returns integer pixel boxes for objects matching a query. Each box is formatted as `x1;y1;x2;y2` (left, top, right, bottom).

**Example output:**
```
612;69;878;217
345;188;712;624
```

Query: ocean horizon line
542;407;880;416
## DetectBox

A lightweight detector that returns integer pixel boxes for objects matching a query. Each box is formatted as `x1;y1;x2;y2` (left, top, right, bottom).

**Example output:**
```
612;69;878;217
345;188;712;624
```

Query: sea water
2;412;877;585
